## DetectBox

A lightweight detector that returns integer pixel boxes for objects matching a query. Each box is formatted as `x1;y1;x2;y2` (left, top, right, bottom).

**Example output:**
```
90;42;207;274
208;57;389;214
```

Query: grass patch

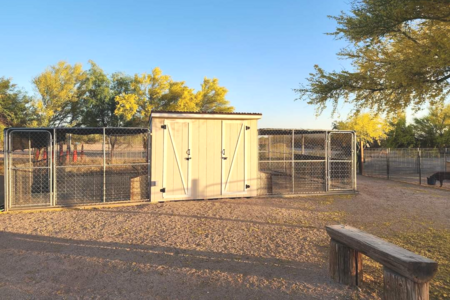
387;228;450;300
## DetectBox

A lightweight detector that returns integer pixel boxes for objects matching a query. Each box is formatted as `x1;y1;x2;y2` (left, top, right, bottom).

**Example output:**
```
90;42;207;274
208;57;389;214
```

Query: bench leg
329;239;363;286
383;267;429;300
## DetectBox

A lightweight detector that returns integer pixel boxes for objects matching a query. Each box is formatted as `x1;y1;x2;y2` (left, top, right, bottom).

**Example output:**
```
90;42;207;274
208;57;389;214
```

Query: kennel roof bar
151;110;262;120
4;127;148;135
258;128;355;135
5;127;149;148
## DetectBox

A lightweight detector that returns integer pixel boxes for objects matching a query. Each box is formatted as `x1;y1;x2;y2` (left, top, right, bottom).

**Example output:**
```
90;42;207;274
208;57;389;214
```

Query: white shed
150;111;262;202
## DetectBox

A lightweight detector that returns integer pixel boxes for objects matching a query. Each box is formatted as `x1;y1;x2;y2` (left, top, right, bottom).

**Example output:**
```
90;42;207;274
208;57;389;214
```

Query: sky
0;0;358;129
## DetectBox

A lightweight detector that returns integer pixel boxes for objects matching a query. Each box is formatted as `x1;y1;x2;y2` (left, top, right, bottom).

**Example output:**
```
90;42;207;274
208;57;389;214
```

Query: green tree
382;116;417;148
412;104;450;147
78;60;115;127
0;77;31;144
115;68;234;126
334;113;391;173
32;61;86;126
295;0;450;115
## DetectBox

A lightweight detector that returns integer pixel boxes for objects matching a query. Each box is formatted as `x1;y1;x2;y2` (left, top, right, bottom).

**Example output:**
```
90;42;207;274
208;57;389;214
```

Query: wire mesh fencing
3;127;150;210
258;129;356;195
363;148;450;189
0;142;4;208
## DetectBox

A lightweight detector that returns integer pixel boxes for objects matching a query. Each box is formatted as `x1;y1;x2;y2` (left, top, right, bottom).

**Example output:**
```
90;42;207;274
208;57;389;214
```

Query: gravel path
0;176;449;300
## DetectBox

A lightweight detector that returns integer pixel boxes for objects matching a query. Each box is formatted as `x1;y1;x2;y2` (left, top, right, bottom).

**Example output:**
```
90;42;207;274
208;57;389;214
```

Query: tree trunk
359;141;364;175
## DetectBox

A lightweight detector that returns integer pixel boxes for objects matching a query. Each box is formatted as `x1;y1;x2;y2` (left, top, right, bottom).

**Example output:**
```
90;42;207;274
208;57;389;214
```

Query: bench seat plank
326;225;438;283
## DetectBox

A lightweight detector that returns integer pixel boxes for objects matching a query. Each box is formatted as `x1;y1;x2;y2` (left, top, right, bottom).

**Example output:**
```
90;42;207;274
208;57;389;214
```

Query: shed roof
258;128;355;135
151;111;262;120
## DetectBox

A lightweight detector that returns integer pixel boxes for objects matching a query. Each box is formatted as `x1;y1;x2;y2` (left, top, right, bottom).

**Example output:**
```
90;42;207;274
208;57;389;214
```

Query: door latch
160;188;166;193
246;184;250;189
161;125;167;129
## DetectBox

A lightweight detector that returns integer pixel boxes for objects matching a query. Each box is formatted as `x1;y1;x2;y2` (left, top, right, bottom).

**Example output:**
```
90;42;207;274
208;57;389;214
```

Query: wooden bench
326;225;438;300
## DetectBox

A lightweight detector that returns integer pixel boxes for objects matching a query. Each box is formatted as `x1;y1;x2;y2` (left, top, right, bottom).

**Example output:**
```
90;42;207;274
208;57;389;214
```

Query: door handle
222;157;228;160
186;157;192;160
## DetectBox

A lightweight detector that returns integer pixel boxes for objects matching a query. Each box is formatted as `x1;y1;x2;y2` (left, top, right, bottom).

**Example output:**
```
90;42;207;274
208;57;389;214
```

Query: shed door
163;120;191;198
222;121;247;195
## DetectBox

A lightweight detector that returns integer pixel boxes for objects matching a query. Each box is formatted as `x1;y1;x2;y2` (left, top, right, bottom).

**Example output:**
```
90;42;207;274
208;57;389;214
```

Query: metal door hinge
161;125;167;129
160;188;166;193
246;184;250;189
246;126;250;130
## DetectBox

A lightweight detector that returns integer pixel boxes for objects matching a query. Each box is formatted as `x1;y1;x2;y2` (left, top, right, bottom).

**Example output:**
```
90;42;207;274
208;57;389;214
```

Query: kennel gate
258;129;356;195
3;127;150;211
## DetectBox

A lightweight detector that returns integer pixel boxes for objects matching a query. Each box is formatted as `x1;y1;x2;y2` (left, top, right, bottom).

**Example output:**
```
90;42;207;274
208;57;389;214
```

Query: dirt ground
0;176;449;300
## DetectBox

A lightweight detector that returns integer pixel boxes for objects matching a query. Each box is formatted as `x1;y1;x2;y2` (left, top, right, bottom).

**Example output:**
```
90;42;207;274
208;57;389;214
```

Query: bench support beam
383;267;429;300
329;239;363;286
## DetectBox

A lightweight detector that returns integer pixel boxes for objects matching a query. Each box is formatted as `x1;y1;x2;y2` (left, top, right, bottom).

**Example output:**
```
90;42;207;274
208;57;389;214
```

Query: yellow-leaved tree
162;81;198;112
334;113;391;173
32;61;86;126
196;78;234;112
115;67;173;125
114;94;139;121
114;67;234;126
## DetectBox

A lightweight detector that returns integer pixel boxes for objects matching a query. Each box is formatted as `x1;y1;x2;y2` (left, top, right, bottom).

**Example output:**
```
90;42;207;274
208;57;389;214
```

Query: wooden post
383;267;429;300
329;239;363;286
359;140;364;175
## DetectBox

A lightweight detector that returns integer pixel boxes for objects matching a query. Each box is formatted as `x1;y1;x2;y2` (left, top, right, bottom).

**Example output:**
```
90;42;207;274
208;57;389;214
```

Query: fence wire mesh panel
55;128;104;206
1;142;4;208
363;148;450;189
258;129;356;195
3;127;150;210
105;128;149;202
363;148;388;178
328;132;354;190
7;130;52;208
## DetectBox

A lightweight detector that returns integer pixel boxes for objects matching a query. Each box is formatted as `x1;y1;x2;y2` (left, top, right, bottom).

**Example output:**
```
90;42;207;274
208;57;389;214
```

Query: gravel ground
0;176;449;300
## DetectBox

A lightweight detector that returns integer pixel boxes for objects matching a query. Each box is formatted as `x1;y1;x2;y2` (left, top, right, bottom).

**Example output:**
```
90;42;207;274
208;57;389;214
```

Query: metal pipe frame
4;127;150;210
6;129;53;210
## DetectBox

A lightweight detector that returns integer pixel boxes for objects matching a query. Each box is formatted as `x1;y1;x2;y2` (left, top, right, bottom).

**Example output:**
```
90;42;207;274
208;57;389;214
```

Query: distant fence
363;148;450;189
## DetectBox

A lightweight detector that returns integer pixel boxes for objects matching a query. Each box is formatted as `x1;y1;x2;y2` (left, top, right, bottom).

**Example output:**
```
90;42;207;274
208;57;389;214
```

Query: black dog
427;172;450;187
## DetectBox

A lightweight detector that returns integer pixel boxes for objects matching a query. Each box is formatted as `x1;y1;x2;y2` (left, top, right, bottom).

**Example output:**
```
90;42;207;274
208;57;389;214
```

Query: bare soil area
0;176;449;299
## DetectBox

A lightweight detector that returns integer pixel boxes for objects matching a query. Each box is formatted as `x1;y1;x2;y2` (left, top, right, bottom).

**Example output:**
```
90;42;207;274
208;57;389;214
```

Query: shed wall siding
151;117;259;202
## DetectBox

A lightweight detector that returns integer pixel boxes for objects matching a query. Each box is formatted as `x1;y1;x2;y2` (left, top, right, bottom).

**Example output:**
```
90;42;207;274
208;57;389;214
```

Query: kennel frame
3;127;151;211
258;129;357;195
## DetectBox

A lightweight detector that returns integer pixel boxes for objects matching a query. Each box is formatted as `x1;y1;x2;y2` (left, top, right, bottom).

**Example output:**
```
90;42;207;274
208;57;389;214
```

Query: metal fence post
418;148;422;185
291;129;295;193
53;129;57;206
7;129;12;211
387;148;390;180
325;131;328;192
3;129;8;211
103;128;106;203
268;135;271;171
353;132;357;191
148;131;151;201
444;148;447;173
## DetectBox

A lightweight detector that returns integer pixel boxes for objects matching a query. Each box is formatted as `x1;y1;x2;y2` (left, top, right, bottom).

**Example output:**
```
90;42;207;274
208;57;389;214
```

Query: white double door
162;120;248;199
